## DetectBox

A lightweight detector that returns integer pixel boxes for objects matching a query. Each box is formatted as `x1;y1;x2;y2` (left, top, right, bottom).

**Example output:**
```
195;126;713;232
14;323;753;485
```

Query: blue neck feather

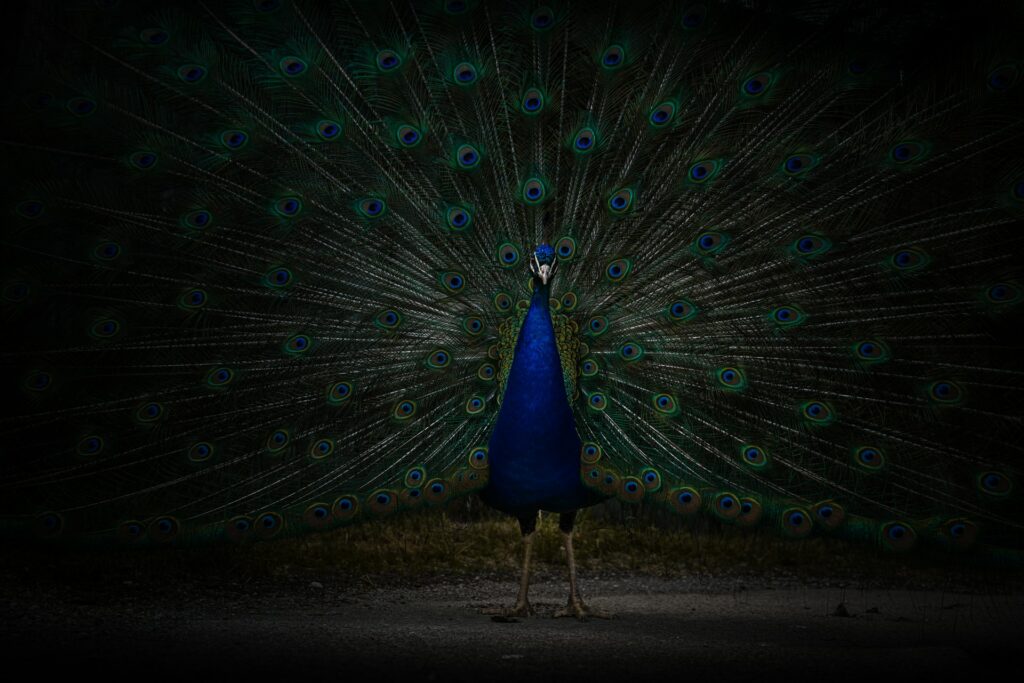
482;281;598;515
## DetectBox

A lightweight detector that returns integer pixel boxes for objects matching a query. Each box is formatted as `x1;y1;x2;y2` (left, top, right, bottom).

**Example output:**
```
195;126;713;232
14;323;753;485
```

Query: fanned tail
0;1;1022;560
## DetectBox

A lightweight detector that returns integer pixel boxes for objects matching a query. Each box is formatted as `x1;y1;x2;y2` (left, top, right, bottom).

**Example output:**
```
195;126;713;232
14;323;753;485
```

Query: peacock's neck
500;281;563;416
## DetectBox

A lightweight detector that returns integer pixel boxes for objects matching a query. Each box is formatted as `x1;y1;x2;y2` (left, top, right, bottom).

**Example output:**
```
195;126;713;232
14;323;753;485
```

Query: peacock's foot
506;600;536;617
480;600;535;618
553;597;612;621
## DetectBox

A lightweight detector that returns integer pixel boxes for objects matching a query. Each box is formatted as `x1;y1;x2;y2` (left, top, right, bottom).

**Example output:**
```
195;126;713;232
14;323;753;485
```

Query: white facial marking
530;251;557;284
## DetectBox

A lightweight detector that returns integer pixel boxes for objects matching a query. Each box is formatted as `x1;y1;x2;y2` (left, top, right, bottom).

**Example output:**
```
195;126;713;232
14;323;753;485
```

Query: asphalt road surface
2;567;1020;681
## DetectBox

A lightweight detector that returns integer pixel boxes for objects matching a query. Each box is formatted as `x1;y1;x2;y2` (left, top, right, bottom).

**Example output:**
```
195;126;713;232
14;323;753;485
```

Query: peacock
3;0;1024;619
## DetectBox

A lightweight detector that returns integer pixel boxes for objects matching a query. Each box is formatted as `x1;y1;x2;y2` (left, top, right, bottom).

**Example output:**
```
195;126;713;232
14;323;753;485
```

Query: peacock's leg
482;512;537;617
510;531;536;616
554;511;612;621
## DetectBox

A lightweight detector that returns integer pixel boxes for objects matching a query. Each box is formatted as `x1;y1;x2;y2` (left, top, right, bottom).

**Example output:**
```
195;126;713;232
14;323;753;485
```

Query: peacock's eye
688;159;721;183
574;127;596;152
377;50;401;71
783;154;818;176
890;247;929;272
771;304;806;328
694;231;728;255
3;281;30;303
649;101;676;127
742;72;773;96
497;243;520;267
327;381;353;405
136;402;165;423
607;188;634;214
890;141;927;164
183;209;213;229
265;267;293;288
284;334;311;354
139;28;169;46
531;6;554;30
441;271;466;292
455;143;481;169
396;124;421;147
521;88;545;114
221;130;248;149
426;348;451;369
601;45;625;68
16;199;44;218
359;198;385;218
89;317;120;339
715;366;745;390
928;380;962;404
668;299;697;322
742;445;767;468
26;371;52;392
94;241;122;260
311;439;334;458
801;400;834;424
605;258;631;282
453;62;478;84
279;56;307;76
618;342;644;362
394;400;417;419
652;393;677;415
274;197;302;217
985;282;1021;305
493;291;512;311
522;178;547;204
129;151;158;169
792;234;831;258
317;119;342;140
554;237;576;261
881;521;917;551
205;366;234;387
586;316;608;336
465;395;485;414
978;471;1012;496
988;64;1020;91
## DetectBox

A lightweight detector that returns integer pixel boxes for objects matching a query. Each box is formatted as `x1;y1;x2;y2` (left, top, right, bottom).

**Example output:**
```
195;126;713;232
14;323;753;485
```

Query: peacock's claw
480;600;535;618
553;596;612;621
508;600;536;617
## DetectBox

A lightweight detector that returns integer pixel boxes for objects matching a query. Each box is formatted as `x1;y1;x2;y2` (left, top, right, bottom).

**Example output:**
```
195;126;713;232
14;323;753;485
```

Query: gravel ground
2;564;1020;681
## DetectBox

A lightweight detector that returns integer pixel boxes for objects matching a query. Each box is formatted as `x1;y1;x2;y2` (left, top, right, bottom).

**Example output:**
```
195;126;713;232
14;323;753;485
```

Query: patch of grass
3;500;1019;591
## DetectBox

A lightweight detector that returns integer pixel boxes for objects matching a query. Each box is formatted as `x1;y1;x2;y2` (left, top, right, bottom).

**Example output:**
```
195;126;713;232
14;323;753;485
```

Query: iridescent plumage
1;2;1023;586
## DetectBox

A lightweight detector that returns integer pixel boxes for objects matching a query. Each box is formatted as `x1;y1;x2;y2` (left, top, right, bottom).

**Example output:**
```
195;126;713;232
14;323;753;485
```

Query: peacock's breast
482;286;594;515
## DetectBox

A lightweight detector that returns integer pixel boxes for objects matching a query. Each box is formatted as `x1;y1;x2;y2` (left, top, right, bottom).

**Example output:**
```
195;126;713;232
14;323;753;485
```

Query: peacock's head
529;243;557;285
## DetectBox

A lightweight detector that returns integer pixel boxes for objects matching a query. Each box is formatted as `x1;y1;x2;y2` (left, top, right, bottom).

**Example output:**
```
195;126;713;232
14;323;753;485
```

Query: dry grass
5;500;1016;591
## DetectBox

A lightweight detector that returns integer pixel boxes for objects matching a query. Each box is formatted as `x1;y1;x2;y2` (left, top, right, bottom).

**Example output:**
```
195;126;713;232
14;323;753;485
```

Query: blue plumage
482;277;601;517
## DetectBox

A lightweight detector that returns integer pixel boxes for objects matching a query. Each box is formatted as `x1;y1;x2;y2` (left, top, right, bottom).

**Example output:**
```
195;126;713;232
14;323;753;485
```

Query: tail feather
1;1;1022;556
